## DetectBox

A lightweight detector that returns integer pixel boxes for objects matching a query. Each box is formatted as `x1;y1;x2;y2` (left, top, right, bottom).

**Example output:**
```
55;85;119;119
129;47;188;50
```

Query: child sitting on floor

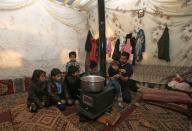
47;68;71;110
27;69;49;112
81;61;98;77
108;61;123;107
65;66;81;104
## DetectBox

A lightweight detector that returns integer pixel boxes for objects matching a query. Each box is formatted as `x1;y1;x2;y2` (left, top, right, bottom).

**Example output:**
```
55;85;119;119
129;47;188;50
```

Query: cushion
0;111;14;131
168;81;191;92
141;89;192;104
0;80;14;96
24;77;31;91
13;78;25;93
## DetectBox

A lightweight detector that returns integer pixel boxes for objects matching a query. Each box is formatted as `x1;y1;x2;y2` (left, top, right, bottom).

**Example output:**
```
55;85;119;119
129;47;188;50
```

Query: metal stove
79;86;114;119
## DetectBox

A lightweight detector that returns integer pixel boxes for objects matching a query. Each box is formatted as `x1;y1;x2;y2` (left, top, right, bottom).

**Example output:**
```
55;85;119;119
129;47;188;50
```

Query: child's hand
114;74;120;78
119;74;124;80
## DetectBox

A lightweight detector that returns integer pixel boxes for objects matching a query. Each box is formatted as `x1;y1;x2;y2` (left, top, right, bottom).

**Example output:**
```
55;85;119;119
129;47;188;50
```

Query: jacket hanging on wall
157;26;170;61
112;39;121;61
85;30;93;52
85;30;93;71
106;39;112;57
135;29;145;62
90;39;98;63
126;33;136;65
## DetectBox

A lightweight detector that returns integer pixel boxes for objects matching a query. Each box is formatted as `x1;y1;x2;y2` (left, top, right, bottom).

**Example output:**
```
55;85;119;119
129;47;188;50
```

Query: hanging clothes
85;30;93;52
119;36;125;51
131;37;136;65
85;52;90;72
112;39;121;61
85;30;93;72
121;38;132;54
157;26;170;61
126;33;136;54
126;33;136;65
106;39;112;57
96;39;99;59
135;29;145;62
90;38;98;63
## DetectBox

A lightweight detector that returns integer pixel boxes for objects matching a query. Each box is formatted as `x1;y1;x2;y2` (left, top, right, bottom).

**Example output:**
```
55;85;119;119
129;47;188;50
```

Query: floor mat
101;103;189;131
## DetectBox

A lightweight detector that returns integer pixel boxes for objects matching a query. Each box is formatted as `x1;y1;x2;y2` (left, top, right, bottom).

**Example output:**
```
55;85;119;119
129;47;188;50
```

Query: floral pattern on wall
88;0;192;66
180;22;192;41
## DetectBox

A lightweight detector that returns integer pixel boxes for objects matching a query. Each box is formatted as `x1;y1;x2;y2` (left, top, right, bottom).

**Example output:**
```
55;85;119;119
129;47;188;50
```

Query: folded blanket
141;88;192;104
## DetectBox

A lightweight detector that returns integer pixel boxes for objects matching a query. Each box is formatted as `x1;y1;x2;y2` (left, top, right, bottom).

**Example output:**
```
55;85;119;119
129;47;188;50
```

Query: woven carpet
0;92;79;131
62;92;142;131
101;102;189;131
0;92;190;131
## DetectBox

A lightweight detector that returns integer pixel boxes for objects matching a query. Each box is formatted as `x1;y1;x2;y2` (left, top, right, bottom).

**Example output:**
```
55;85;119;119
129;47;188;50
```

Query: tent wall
0;0;88;79
88;0;192;66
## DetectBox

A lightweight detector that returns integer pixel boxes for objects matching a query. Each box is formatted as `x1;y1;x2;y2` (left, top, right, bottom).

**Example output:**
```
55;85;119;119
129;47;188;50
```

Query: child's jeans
108;80;121;97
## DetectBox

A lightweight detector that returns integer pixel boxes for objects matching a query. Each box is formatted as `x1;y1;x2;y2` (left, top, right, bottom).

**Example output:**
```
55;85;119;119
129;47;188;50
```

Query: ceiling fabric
0;0;34;9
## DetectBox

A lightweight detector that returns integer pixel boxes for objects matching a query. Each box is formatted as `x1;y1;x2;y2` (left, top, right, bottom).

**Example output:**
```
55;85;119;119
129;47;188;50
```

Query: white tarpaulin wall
0;0;88;79
88;0;192;66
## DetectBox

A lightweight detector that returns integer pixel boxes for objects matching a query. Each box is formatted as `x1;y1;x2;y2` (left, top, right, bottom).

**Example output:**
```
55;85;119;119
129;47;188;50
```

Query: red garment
90;39;97;63
106;39;112;57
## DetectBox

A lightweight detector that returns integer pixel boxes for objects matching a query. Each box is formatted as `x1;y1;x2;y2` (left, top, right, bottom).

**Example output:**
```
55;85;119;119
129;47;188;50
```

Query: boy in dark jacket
65;66;81;102
47;68;73;110
27;69;49;112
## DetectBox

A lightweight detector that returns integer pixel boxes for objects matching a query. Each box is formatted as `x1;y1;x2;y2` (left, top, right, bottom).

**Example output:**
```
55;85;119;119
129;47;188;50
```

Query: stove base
78;105;112;120
79;87;114;119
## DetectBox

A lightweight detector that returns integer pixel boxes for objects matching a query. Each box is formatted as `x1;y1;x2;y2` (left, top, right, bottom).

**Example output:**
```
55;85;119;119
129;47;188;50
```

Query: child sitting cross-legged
65;66;81;105
47;68;73;110
27;69;49;113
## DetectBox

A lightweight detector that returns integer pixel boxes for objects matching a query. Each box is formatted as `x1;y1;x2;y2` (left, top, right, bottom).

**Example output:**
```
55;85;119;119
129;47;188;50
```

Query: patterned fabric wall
88;0;192;66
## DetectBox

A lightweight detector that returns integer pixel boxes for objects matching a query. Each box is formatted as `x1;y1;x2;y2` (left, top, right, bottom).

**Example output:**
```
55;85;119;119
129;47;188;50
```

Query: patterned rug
63;92;142;131
0;92;190;131
101;103;189;131
12;105;78;131
0;92;79;131
0;80;14;96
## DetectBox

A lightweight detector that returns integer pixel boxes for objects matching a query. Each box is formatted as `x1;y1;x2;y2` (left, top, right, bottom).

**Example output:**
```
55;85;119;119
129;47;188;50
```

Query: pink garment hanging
89;39;97;63
121;39;132;54
106;39;112;57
